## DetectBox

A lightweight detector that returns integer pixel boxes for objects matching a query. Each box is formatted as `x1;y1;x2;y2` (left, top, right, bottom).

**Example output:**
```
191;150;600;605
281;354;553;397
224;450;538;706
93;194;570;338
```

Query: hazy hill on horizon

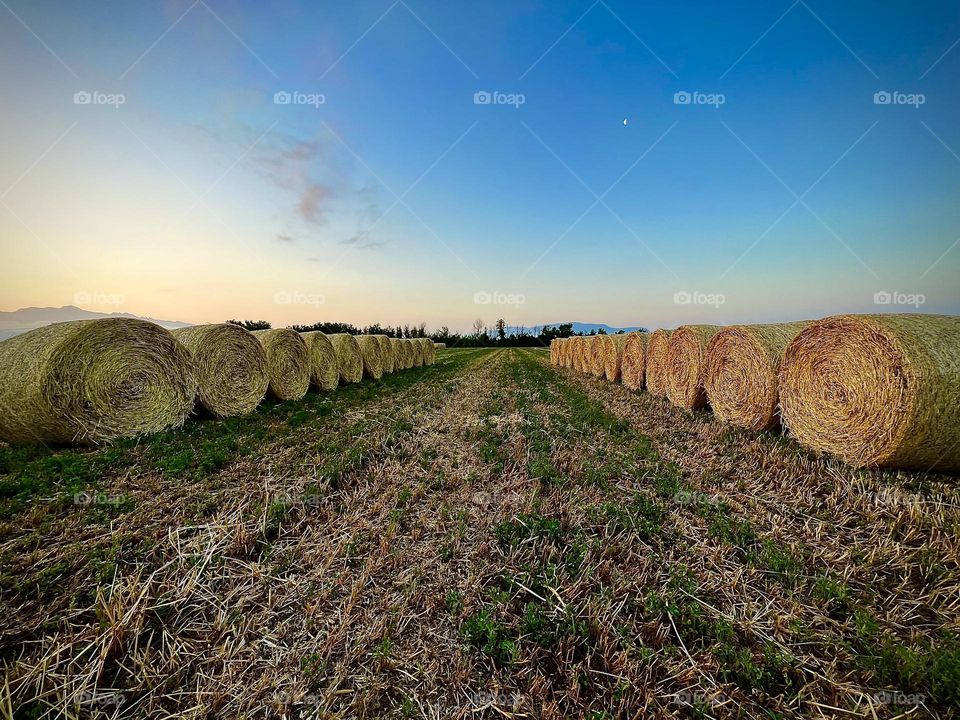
0;305;192;341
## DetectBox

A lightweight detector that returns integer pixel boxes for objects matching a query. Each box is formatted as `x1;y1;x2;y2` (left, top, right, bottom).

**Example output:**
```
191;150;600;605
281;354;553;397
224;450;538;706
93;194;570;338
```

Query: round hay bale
355;335;384;380
435;342;447;350
424;339;437;365
172;324;268;418
645;329;674;397
411;338;425;367
588;336;606;378
562;338;573;368
779;314;960;472
666;325;722;410
374;335;394;374
251;329;309;401
301;331;340;391
328;334;363;383
600;334;628;382
621;332;650;390
0;318;196;445
389;337;405;370
400;339;415;369
571;336;587;373
704;322;810;430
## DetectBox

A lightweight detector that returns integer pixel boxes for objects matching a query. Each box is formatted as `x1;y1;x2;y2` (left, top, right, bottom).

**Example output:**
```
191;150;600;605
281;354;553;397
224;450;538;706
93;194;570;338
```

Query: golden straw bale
704;322;810;430
779;314;960;472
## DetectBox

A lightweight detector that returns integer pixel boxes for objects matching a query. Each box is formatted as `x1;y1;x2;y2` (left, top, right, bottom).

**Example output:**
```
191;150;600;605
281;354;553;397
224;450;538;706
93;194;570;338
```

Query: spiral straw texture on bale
779;314;960;472
0;319;196;445
586;336;606;378
327;333;363;384
418;338;436;366
600;334;628;382
400;339;415;369
374;335;394;374
251;329;309;401
411;338;425;367
645;330;673;396
355;335;384;380
704;322;810;430
666;325;722;410
620;332;650;390
301;331;340;391
172;324;268;418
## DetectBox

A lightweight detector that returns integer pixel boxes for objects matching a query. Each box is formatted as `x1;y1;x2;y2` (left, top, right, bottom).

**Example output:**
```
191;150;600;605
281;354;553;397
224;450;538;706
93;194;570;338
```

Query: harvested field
2;348;957;720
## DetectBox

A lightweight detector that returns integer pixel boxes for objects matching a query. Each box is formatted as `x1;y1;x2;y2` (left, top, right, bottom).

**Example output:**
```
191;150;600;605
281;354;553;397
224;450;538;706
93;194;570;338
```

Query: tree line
226;319;644;348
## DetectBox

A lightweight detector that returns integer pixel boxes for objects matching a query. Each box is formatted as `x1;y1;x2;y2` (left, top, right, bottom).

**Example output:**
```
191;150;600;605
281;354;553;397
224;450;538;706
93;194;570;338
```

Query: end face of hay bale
389;337;405;370
356;335;384;380
374;335;394;374
601;334;628;382
328;333;364;383
666;325;721;410
172;323;268;418
587;336;606;378
252;329;310;401
645;330;673;397
0;318;196;445
302;331;340;391
411;338;425;367
400;339;415;369
417;338;435;366
704;322;809;431
780;314;960;471
621;332;649;390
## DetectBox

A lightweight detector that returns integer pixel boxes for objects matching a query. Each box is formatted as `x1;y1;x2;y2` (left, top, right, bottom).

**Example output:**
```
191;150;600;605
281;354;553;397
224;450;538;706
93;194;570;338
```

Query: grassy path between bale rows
0;347;957;719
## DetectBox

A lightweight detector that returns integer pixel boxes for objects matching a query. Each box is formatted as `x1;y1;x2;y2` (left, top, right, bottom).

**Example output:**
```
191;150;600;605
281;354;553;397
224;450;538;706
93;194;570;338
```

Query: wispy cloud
298;184;333;224
275;233;296;244
340;231;386;250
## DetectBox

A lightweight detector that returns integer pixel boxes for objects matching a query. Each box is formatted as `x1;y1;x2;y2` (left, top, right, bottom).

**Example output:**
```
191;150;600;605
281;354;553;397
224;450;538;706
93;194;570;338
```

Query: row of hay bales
0;319;438;446
550;314;960;474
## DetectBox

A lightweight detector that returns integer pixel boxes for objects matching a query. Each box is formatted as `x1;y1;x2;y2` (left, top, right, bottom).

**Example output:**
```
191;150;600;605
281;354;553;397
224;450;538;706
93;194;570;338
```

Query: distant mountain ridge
506;322;646;336
0;305;192;341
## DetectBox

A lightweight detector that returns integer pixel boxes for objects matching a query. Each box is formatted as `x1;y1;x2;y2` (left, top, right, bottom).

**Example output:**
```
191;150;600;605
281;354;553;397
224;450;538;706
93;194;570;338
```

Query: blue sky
1;0;958;330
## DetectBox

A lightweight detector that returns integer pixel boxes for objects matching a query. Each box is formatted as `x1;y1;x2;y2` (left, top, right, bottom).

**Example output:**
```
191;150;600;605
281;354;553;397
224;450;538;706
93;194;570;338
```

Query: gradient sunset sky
1;0;958;332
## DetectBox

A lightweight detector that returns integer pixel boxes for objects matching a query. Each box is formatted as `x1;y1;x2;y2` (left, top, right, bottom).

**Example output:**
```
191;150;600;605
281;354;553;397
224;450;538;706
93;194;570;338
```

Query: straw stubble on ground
1;348;957;719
